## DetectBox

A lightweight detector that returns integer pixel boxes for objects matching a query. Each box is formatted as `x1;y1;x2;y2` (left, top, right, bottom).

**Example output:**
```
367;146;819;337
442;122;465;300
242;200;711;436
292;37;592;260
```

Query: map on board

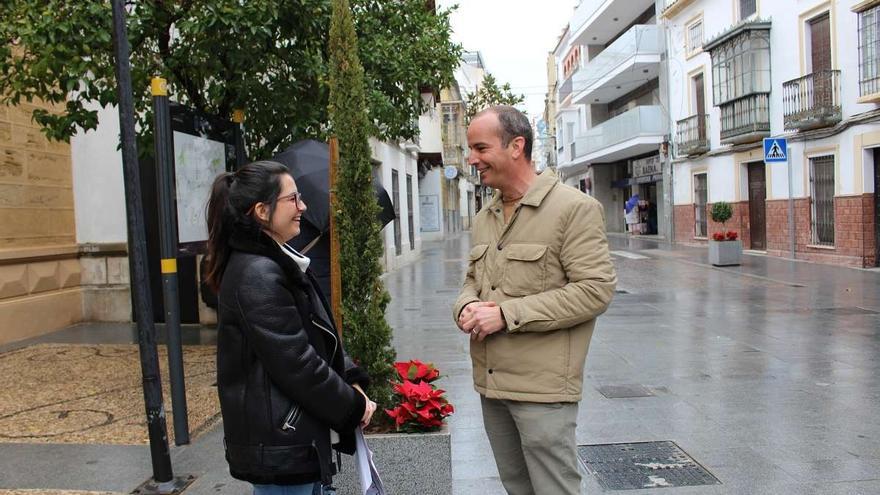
173;131;226;243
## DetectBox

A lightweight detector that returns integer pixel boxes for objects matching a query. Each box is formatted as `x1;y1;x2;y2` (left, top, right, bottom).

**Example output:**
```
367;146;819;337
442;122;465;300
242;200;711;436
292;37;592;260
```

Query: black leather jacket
217;230;367;486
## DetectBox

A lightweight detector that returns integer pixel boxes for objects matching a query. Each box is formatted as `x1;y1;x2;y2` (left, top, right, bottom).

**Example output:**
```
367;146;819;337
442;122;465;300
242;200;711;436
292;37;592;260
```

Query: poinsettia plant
385;360;454;432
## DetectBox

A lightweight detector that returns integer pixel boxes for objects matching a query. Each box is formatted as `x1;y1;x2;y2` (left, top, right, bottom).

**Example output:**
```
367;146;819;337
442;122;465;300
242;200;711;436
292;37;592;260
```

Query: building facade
664;0;880;267
554;0;672;237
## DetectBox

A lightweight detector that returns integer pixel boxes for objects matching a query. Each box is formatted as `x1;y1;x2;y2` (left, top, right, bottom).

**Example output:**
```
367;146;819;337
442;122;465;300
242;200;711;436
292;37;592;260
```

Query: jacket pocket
502;244;548;296
468;244;490;285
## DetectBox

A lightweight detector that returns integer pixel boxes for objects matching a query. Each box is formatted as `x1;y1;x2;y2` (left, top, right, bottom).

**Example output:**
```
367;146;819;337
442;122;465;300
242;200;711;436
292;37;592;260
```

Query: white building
554;0;671;237
663;0;880;267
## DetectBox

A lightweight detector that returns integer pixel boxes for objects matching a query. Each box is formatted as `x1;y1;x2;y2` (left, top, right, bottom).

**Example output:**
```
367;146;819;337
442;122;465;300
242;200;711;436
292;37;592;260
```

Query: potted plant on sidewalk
708;201;742;266
335;360;454;495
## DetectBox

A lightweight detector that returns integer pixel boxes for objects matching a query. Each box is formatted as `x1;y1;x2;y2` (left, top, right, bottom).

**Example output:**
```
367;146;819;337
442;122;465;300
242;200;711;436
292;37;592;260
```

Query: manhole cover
597;385;654;399
578;441;720;490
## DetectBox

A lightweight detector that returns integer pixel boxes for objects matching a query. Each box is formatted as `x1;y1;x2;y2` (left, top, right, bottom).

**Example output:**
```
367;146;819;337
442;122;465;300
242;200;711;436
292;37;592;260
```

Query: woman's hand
353;384;377;427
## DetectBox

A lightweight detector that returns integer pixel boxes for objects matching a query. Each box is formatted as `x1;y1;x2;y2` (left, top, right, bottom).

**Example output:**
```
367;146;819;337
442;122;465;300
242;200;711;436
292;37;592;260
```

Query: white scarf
277;241;311;273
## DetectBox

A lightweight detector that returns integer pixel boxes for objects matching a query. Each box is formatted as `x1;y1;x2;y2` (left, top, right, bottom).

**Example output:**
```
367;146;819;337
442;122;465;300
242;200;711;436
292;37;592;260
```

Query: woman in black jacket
204;161;376;495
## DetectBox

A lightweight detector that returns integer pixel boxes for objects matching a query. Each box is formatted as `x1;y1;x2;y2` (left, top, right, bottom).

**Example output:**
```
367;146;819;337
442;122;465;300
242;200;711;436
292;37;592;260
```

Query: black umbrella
273;139;396;232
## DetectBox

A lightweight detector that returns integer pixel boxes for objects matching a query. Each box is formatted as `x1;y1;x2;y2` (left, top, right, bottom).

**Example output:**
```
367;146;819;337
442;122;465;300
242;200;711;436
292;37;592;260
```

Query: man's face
467;113;515;189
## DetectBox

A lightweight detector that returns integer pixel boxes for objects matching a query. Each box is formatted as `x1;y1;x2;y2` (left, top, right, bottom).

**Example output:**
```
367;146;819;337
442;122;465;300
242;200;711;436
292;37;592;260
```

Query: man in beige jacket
454;106;617;495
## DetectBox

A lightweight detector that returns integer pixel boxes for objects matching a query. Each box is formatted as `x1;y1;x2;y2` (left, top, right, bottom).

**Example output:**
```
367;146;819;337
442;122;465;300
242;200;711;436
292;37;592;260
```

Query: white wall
418;168;444;242
70;104;127;244
418;104;443;154
370;139;421;272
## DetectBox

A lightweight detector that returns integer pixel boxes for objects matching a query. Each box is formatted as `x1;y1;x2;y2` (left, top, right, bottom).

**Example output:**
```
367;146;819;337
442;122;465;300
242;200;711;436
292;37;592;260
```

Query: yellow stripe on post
151;77;168;96
160;258;177;274
232;109;245;123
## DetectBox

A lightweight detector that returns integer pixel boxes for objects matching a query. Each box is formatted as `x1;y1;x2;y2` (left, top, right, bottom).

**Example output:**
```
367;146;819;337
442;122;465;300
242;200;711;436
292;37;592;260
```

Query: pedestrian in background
454;106;617;495
205;161;376;495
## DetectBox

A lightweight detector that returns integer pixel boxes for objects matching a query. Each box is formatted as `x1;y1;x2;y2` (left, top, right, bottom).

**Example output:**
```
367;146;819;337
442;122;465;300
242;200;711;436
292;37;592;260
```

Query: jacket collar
228;229;309;288
488;168;559;209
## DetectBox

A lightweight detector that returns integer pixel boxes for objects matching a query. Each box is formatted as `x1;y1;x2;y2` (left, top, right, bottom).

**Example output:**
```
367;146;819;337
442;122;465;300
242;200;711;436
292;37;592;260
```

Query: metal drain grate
578;441;720;490
597;384;654;399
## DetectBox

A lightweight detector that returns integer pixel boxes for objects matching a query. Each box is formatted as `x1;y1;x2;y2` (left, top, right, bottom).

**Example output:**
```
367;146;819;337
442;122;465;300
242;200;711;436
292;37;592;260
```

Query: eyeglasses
277;191;304;206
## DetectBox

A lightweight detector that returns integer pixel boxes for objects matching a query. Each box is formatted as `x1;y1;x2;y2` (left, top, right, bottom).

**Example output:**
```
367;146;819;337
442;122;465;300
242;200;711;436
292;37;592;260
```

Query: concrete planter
334;427;451;495
708;239;742;266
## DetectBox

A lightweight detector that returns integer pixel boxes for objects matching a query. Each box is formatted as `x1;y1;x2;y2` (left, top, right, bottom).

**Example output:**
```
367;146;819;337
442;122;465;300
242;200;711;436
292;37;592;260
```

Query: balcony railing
572;105;667;161
558;76;573;103
783;70;841;131
719;93;769;144
675;114;710;156
570;25;661;104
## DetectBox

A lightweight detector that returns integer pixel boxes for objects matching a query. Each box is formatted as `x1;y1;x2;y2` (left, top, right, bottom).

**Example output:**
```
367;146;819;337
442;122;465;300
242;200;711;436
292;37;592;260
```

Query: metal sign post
151;77;190;446
110;0;174;486
764;137;795;259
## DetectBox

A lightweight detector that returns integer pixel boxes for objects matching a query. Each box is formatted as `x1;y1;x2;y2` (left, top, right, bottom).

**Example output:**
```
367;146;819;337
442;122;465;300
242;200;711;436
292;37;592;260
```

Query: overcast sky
436;0;578;120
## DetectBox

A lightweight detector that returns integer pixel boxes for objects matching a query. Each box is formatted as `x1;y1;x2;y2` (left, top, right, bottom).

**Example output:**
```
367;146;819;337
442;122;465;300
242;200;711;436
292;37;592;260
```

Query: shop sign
632;155;661;178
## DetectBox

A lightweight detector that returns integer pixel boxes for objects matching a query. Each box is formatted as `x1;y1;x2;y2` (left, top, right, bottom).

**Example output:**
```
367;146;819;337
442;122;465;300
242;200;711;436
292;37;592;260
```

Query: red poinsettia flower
725;230;738;241
385;360;455;432
394;360;440;382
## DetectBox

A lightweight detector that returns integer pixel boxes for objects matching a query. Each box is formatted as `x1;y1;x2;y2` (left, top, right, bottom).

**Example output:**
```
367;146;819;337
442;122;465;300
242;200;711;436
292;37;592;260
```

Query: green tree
465;73;525;122
328;0;396;416
0;0;461;158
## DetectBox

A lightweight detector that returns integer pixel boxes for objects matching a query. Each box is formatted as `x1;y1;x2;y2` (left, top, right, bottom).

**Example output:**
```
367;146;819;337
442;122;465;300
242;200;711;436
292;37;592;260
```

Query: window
739;0;756;20
686;18;704;56
442;104;461;164
810;155;835;246
858;5;880;96
710;27;771;105
392;170;402;256
694;173;708;237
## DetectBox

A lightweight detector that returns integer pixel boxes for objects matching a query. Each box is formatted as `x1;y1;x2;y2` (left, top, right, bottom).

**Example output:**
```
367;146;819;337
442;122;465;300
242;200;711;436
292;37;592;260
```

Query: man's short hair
476;105;533;161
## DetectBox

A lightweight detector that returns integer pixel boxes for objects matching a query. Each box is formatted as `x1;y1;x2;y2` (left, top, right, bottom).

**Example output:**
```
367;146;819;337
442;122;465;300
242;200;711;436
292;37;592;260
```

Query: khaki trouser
480;396;581;495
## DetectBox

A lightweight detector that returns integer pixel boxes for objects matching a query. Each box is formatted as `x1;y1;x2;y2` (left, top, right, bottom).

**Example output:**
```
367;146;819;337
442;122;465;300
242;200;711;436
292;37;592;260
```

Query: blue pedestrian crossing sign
763;138;788;162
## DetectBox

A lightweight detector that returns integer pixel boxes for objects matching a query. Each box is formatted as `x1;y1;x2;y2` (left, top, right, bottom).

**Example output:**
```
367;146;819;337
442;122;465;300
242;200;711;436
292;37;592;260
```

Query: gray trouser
480;396;581;495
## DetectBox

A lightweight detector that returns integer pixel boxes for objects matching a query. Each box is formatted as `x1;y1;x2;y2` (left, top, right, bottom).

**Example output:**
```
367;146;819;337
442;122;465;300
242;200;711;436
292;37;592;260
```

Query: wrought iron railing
719;93;769;143
782;70;841;131
675;114;710;156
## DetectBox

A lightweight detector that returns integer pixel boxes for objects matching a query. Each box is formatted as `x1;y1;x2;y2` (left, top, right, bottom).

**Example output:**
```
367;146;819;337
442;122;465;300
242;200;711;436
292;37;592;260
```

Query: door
748;162;767;250
693;73;707;141
875;148;880;266
810;13;832;108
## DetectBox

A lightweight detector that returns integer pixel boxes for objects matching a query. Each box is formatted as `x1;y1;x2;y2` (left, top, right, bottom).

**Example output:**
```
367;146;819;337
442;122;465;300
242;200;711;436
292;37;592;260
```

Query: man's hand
459;302;506;341
457;301;495;332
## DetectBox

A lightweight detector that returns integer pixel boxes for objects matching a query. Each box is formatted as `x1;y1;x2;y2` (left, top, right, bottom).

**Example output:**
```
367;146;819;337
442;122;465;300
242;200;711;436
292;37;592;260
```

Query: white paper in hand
354;426;386;495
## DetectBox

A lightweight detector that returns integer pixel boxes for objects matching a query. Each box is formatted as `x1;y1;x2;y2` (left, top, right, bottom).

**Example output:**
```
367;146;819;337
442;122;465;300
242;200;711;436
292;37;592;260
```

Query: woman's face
259;173;307;243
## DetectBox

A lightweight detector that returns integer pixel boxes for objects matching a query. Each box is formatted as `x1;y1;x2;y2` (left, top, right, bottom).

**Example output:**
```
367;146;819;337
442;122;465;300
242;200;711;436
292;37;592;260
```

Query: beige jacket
453;169;616;402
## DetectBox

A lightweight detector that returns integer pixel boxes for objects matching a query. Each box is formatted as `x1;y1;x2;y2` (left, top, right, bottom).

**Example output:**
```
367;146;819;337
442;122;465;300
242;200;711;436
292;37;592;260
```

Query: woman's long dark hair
204;160;290;292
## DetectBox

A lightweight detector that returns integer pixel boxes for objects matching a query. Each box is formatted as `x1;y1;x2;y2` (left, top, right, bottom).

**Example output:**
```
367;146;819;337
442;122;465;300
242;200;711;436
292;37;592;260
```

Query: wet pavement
2;232;880;494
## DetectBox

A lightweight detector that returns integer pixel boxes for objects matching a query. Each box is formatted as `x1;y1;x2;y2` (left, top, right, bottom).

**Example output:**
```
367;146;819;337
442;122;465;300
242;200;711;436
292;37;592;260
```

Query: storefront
612;154;663;235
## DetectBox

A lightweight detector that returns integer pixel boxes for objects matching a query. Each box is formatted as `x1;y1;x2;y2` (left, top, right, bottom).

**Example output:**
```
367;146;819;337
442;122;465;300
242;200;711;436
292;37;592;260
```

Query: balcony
443;146;463;166
719;93;769;144
569;0;656;46
783;70;842;131
558;76;573;103
564;106;667;166
571;25;662;105
675;114;710;156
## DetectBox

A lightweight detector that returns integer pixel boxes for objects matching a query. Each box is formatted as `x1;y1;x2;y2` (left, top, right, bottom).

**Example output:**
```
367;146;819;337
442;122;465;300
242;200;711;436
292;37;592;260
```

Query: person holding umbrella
204;160;376;495
273;140;395;300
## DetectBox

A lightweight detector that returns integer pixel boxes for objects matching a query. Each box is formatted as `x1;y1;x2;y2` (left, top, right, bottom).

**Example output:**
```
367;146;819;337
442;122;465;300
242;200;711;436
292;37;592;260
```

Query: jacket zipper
281;405;302;431
280;318;339;431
